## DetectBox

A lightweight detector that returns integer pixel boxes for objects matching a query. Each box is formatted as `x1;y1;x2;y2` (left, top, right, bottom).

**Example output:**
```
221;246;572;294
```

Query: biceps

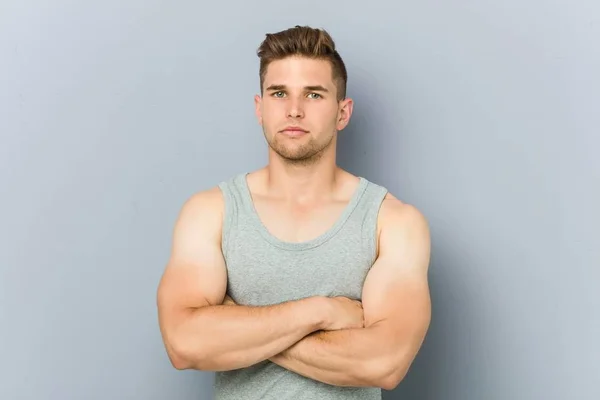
157;244;228;328
360;261;394;327
166;255;227;308
361;262;430;329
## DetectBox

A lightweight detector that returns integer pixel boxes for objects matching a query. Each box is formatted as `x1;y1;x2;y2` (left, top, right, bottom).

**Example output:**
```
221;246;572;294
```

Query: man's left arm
269;197;432;390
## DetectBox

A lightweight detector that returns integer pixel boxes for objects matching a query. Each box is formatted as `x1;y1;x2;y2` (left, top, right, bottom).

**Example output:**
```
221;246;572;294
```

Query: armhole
217;181;234;260
365;186;389;265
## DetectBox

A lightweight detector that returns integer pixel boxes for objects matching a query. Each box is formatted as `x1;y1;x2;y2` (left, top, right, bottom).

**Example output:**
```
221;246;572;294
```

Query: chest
223;226;375;306
251;197;348;243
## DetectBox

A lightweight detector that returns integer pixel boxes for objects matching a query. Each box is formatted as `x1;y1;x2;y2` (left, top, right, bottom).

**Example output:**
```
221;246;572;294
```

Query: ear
336;97;353;131
254;94;263;125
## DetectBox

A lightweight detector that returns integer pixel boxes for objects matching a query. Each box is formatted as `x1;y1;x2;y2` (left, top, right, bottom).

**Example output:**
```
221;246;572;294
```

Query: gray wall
1;1;598;399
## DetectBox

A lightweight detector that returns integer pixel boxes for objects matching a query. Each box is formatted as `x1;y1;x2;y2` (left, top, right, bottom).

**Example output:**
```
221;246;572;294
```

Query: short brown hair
257;25;348;101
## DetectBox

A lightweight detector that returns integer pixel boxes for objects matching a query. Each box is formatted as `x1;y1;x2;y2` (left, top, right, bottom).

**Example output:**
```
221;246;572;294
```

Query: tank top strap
350;178;389;263
217;173;251;257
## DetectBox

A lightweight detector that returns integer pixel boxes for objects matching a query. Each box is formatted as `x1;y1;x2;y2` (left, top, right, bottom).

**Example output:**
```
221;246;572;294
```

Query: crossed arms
156;186;431;391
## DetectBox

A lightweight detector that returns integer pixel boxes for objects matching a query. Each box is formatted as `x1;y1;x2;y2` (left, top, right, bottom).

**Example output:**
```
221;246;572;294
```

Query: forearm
270;326;392;388
170;297;325;371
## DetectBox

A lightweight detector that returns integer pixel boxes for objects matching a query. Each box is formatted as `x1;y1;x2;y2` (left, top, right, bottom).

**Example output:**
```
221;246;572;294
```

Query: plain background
1;1;598;399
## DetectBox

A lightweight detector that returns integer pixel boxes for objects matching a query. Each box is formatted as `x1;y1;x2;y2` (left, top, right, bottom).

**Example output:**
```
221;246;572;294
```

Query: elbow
362;356;408;391
377;368;407;391
170;355;190;371
167;336;234;372
169;350;192;371
166;340;194;370
165;336;210;371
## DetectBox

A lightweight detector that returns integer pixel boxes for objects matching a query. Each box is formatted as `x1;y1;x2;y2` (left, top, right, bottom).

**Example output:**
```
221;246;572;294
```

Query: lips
281;126;308;133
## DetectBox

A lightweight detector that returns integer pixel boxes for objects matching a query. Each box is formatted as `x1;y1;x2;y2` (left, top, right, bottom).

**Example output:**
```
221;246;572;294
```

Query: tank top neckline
236;173;370;251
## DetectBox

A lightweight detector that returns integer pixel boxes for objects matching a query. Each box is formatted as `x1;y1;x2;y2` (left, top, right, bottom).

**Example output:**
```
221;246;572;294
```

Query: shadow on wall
337;76;469;400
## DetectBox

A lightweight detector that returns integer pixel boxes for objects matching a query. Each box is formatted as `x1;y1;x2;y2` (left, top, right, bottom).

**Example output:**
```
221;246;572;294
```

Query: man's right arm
156;187;332;372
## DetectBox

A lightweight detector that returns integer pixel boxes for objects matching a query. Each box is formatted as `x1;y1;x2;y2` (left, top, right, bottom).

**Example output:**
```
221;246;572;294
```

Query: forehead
263;56;335;89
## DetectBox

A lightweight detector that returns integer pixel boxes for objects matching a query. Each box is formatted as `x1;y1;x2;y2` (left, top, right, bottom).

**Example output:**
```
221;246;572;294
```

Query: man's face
254;56;352;164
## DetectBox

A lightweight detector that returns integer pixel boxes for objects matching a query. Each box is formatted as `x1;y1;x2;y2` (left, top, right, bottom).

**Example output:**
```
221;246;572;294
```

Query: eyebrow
265;84;329;93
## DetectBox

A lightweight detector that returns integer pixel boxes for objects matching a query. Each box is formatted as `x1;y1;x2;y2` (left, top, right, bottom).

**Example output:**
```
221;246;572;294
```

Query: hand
222;294;236;306
321;296;364;331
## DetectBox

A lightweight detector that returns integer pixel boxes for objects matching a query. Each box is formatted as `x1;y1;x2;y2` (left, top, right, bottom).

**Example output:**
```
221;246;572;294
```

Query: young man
157;26;431;399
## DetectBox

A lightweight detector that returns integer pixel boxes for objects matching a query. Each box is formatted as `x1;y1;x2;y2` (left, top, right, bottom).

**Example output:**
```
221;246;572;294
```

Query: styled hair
257;25;348;101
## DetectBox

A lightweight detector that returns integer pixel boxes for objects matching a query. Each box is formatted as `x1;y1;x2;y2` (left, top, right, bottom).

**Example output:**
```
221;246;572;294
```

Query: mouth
280;126;309;137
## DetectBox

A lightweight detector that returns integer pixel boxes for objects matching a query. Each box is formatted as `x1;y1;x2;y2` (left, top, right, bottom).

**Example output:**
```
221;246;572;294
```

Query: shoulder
376;192;430;259
359;176;428;233
175;171;249;231
180;185;224;216
379;193;427;228
174;185;225;239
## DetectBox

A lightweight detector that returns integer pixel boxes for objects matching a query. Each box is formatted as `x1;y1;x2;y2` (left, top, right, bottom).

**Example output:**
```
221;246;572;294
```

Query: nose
287;97;304;119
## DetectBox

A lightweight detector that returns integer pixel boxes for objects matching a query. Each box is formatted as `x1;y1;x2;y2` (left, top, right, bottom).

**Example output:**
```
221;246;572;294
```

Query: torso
214;170;389;400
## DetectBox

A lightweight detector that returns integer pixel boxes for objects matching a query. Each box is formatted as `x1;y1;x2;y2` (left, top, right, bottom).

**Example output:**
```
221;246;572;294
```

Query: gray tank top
215;172;388;400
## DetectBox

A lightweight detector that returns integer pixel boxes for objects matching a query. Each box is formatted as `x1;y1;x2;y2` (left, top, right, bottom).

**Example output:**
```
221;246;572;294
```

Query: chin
279;148;324;164
276;149;311;160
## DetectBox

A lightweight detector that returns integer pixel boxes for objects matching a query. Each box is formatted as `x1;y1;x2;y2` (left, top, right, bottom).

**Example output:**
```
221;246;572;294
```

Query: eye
307;93;321;99
272;91;286;98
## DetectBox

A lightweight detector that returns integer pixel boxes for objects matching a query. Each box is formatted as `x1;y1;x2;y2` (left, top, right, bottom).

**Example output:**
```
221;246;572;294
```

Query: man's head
254;26;353;165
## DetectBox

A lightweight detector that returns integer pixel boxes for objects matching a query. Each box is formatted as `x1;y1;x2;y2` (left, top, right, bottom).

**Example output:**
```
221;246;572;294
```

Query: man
157;25;431;400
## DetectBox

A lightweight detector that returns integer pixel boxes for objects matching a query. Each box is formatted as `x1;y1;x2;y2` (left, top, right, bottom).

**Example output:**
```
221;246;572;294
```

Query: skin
157;55;431;390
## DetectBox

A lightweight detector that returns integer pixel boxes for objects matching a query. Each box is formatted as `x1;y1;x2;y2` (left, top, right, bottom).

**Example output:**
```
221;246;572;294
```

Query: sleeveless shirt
214;172;389;400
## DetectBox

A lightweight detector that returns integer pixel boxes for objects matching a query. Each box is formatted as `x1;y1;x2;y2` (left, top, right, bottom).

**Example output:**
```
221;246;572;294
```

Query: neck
265;148;340;203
